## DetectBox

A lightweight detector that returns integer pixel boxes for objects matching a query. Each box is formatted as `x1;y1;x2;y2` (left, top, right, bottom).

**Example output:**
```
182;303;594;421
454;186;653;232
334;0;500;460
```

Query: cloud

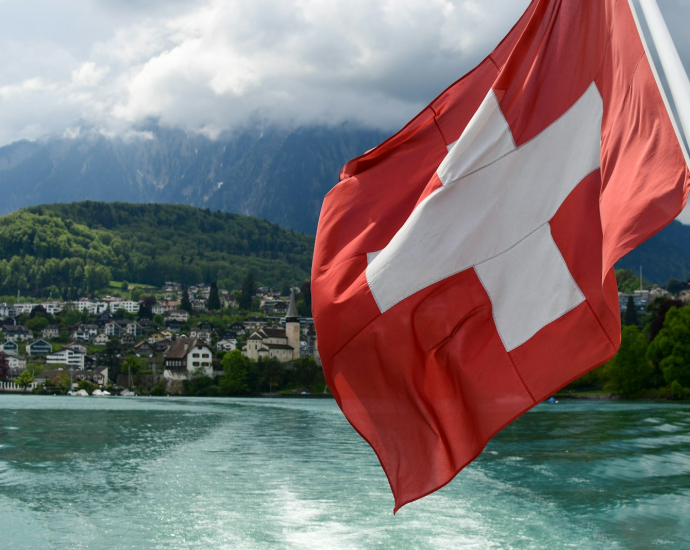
0;0;535;144
0;0;688;153
108;0;539;137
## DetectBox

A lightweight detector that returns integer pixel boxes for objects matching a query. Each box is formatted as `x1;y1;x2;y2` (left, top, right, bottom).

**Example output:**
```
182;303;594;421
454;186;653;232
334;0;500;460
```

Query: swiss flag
312;0;690;511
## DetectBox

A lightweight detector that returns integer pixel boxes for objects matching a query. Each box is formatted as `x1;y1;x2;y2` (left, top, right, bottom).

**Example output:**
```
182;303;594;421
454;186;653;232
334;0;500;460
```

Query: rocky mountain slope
0;125;388;235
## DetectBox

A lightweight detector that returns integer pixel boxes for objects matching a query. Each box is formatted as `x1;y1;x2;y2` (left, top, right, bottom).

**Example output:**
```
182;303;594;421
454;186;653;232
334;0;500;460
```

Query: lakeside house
38;367;109;387
163;338;213;380
0;281;325;391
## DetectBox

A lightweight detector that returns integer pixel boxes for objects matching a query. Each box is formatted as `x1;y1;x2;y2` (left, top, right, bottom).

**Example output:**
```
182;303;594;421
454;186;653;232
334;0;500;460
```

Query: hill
617;220;690;286
0;200;688;302
0;126;388;235
0;202;314;299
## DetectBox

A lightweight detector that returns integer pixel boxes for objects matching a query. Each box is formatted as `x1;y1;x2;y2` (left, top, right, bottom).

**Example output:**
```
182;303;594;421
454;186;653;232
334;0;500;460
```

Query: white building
3;325;31;342
216;339;237;352
110;301;140;314
46;349;85;370
165;310;190;322
163;338;213;379
619;290;650;313
14;303;38;315
26;339;52;356
126;322;143;337
242;291;300;362
0;303;17;317
73;301;109;314
41;302;63;315
0;351;26;370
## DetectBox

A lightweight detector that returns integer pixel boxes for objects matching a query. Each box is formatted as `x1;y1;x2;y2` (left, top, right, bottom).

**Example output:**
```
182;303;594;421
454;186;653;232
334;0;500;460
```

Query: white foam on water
0;395;687;549
269;486;365;550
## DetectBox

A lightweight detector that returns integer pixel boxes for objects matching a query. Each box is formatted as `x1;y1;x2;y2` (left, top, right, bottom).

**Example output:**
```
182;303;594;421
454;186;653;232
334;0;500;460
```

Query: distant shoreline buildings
0;281;320;393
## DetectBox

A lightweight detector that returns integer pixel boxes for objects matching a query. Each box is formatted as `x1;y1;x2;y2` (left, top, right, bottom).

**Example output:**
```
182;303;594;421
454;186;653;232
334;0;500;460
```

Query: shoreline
4;391;686;402
555;393;620;401
0;390;336;399
555;392;690;402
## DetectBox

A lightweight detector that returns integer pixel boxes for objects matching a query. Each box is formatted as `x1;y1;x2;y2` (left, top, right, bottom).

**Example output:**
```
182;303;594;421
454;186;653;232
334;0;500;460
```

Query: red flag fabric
312;0;690;512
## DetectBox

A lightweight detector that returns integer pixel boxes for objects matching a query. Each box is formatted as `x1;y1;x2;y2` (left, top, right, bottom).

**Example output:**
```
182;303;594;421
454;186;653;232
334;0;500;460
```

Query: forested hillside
1;199;689;302
0;202;314;299
616;220;690;285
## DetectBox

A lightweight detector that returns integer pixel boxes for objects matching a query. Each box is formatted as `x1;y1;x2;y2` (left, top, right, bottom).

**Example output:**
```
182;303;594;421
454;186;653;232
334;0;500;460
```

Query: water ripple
0;396;688;549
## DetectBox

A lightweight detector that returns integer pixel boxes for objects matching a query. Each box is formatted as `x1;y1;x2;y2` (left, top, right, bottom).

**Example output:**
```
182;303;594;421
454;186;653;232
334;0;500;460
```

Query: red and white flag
312;0;690;511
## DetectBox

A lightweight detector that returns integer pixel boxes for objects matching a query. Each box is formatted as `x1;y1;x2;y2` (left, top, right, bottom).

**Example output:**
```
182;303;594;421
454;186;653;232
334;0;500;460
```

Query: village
0;281;320;395
0;272;687;396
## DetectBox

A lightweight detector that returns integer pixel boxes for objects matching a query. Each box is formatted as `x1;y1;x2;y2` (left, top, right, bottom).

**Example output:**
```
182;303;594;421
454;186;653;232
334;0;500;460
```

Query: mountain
0;202;314;299
617;220;690;286
0;126;388;235
2;126;690;288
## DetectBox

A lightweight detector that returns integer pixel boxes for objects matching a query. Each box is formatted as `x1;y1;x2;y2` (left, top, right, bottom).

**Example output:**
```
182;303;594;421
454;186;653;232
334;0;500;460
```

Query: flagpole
638;0;690;150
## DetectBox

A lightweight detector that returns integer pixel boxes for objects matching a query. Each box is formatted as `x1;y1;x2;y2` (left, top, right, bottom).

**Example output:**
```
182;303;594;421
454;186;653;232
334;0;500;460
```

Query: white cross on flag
312;0;690;511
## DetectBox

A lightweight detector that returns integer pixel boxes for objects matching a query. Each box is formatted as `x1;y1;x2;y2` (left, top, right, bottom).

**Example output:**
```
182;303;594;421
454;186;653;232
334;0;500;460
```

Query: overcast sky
2;0;690;221
1;0;688;146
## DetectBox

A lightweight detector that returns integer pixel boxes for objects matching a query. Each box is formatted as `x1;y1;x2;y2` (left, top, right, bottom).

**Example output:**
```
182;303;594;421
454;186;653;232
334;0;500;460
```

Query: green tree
647;305;690;388
15;370;35;390
258;356;283;393
616;269;646;293
239;272;256;311
0;354;8;380
670;380;690;400
566;363;608;391
51;371;71;392
60;309;81;327
290;357;323;390
647;298;683;342
298;281;311;312
101;339;123;382
77;379;96;394
153;314;164;328
113;308;126;320
207;281;221;311
605;326;654;398
666;277;684;295
220;350;250;395
26;316;49;334
121;355;142;375
180;289;192;312
138;295;156;319
623;295;639;326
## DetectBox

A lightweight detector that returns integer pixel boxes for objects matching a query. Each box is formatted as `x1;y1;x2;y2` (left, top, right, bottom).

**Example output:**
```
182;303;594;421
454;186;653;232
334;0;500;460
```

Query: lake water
0;395;689;549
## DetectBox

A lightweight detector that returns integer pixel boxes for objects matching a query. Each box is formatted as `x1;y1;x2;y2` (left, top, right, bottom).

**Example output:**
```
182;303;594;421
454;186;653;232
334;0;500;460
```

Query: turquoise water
0;396;689;549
